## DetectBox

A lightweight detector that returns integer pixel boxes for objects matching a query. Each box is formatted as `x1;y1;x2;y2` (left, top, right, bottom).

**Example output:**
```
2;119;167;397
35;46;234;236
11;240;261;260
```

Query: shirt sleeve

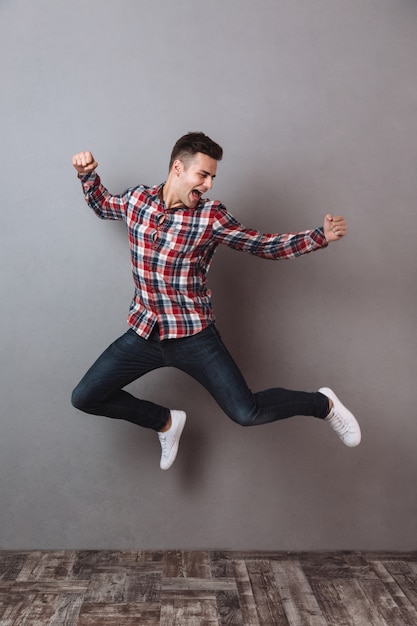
78;172;131;221
212;205;328;259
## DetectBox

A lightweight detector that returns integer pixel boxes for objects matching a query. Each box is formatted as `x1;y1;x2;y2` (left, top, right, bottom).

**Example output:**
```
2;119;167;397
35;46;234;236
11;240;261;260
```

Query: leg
71;329;169;430
164;324;329;426
167;325;361;446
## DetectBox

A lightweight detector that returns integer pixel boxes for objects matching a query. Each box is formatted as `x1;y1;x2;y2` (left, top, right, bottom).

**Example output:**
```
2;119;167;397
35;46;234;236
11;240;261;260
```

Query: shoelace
328;410;350;435
158;433;168;455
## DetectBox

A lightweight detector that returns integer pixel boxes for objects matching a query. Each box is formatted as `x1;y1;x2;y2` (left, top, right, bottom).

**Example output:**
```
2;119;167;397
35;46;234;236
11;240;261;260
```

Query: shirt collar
149;182;205;212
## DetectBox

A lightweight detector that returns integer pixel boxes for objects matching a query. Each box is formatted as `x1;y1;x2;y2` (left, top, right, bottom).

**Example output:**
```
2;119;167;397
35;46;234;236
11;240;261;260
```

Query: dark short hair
169;132;223;170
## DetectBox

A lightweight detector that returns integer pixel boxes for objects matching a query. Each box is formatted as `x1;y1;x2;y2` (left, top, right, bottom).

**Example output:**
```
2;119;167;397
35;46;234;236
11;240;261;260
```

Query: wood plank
0;592;37;626
3;581;88;594
215;589;244;626
84;571;126;602
330;578;388;626
160;596;219;625
271;560;327;626
183;550;212;578
48;592;85;626
163;550;185;577
161;590;217;601
384;560;417;603
17;550;77;581
308;579;353;626
360;577;411;626
211;552;236;579
302;552;377;581
370;559;417;623
71;550;133;579
123;570;161;602
66;551;101;580
233;559;261;626
162;577;237;592
247;559;289;625
0;552;29;581
13;592;61;626
163;550;212;579
15;551;43;581
140;550;164;565
77;601;160;626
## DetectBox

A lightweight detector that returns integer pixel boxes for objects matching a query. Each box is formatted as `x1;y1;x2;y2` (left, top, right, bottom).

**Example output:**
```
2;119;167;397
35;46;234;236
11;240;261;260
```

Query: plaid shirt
79;172;327;339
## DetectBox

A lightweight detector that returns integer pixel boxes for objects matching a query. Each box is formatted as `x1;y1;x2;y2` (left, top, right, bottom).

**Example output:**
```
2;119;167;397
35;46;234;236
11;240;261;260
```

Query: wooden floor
0;550;416;625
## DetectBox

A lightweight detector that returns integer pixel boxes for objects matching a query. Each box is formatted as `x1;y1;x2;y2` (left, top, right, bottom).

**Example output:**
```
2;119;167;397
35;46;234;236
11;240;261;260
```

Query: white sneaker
319;387;361;447
158;410;186;470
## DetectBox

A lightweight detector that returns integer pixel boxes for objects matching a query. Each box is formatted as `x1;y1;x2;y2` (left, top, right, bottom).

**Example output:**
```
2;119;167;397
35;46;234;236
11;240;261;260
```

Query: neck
162;175;183;209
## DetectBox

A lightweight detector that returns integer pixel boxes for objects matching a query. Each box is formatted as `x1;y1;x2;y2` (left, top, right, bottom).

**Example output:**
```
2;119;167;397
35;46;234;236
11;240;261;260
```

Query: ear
173;159;183;177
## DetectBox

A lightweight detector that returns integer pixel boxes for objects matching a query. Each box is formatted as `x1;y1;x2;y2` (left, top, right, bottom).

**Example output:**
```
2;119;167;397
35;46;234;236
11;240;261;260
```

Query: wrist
78;170;96;178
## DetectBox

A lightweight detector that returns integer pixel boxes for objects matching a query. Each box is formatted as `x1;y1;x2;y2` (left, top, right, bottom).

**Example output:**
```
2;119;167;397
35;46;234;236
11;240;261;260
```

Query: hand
72;151;98;175
323;214;347;242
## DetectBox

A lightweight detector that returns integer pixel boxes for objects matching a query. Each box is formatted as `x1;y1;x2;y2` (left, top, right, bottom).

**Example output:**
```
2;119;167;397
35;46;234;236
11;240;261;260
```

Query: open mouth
191;189;202;202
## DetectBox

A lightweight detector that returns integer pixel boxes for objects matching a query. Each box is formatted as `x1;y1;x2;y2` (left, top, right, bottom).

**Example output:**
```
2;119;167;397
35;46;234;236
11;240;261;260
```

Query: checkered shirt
79;172;328;339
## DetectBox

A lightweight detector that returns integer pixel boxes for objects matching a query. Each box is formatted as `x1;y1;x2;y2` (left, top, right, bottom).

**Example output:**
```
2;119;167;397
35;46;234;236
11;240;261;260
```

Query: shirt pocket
166;223;208;253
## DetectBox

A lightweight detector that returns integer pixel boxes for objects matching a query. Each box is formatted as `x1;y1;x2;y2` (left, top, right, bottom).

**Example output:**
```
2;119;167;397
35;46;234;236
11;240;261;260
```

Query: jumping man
71;132;361;470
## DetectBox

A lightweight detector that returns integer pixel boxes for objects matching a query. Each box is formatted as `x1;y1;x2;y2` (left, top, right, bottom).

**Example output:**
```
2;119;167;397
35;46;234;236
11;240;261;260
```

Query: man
71;132;361;471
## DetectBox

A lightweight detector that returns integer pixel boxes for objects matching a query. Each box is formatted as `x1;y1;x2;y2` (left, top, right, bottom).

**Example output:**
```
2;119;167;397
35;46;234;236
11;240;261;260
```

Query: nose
205;176;213;191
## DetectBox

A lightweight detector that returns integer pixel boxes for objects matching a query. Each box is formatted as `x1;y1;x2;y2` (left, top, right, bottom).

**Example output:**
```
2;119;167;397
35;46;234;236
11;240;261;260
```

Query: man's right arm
72;151;128;221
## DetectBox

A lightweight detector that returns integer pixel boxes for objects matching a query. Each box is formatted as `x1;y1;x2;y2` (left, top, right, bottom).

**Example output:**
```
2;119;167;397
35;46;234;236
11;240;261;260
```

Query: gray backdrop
1;0;416;550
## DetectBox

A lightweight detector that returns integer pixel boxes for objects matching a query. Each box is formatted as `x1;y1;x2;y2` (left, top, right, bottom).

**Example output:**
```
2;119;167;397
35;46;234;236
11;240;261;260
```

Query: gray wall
1;0;416;551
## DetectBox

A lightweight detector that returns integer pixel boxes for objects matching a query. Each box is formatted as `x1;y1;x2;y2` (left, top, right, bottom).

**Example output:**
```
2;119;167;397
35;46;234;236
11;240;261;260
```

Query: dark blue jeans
71;324;329;431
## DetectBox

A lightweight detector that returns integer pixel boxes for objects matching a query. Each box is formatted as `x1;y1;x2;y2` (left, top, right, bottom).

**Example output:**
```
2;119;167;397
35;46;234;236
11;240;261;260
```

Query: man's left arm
212;205;337;260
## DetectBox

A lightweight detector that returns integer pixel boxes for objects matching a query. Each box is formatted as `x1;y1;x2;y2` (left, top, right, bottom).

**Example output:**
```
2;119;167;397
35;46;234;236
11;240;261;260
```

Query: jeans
71;324;329;431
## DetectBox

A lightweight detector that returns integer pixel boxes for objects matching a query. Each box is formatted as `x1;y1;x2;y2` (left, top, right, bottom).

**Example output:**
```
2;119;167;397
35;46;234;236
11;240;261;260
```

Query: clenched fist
323;214;347;242
72;151;98;175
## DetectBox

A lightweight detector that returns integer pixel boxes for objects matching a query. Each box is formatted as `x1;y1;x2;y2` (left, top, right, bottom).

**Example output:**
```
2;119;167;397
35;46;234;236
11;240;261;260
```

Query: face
174;152;218;209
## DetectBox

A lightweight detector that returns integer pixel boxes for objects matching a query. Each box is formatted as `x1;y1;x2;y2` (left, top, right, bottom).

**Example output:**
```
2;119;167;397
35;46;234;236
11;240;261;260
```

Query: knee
71;384;94;413
234;415;255;427
227;406;256;427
